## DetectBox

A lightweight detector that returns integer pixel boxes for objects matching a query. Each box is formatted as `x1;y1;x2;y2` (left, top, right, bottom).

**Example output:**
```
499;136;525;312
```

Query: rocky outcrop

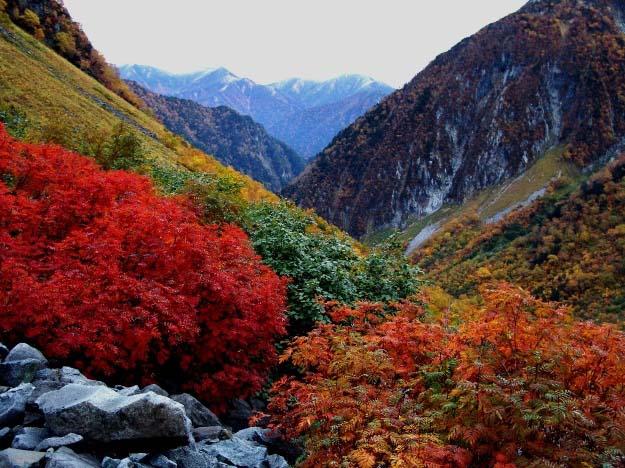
285;0;625;237
128;82;305;192
0;342;290;467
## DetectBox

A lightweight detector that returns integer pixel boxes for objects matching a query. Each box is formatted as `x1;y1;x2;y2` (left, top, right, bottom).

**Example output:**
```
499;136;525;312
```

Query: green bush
243;202;421;334
101;124;145;170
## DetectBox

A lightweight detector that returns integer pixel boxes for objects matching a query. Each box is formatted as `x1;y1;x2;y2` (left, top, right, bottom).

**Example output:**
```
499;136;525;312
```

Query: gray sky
63;0;527;88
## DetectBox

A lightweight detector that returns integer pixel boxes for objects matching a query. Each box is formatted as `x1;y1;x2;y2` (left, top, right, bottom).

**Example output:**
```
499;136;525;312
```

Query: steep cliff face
129;82;304;192
285;0;625;237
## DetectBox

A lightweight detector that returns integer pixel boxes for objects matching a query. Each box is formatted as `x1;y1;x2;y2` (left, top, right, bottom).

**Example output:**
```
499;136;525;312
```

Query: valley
1;0;625;467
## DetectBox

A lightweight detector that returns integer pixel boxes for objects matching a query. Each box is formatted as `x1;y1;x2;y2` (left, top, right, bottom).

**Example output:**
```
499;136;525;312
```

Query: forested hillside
412;155;625;324
129;81;305;192
286;0;625;237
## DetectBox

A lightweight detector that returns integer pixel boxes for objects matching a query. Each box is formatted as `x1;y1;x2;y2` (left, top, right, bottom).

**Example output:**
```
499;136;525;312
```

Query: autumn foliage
0;126;287;408
269;284;625;467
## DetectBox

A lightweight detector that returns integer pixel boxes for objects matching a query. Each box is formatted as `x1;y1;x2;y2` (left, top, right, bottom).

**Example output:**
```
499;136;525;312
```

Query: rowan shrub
270;284;625;467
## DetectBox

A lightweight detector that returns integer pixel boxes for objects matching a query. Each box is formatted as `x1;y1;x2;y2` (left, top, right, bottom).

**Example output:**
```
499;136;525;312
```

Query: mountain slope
412;154;625;324
118;65;393;158
128;81;305;192
285;0;625;237
0;9;276;204
3;0;142;107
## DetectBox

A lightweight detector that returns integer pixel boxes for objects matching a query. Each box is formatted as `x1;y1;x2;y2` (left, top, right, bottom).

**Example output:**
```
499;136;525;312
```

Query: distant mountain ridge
285;0;625;237
128;81;304;192
119;65;393;158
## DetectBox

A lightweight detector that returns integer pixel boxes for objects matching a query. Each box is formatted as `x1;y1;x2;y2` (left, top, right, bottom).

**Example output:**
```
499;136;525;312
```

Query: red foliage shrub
0;125;287;408
270;284;625;467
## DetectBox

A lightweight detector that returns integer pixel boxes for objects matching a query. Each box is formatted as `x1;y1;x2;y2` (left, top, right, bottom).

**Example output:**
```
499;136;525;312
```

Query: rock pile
0;343;289;468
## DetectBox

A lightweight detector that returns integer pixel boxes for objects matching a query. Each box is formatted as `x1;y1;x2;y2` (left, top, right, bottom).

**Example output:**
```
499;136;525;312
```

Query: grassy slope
0;13;276;202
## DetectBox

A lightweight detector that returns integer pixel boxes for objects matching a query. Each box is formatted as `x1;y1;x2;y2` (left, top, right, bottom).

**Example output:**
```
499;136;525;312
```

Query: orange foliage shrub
269;285;625;467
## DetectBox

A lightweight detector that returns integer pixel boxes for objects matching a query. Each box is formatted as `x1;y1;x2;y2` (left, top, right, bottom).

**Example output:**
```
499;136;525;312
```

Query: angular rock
139;454;177;468
234;427;277;445
11;427;49;450
0;360;46;387
0;384;34;427
203;439;268;468
140;385;168;397
44;447;99;468
101;456;122;468
4;345;46;365
116;386;140;397
0;344;48;387
170;394;220;428
35;433;82;451
0;344;8;361
36;384;191;445
116;457;150;468
0;448;45;467
192;426;231;443
266;454;289;468
163;446;228;468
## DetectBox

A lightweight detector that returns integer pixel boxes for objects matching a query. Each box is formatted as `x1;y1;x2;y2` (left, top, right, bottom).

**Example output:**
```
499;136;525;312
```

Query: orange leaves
269;283;625;466
0;126;287;408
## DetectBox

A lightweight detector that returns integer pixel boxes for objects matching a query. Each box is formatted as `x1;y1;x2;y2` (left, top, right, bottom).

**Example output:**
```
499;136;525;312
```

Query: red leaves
0;126;287;409
269;283;625;466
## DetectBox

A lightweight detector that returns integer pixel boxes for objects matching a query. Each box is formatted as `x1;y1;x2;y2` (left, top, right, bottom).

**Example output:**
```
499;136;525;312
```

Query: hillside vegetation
3;0;142;107
412;154;625;324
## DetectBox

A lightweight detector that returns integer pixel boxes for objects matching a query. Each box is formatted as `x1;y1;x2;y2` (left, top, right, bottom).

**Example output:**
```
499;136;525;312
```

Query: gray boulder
101;457;122;468
170;394;220;428
11;427;49;450
266;454;289;468
36;384;192;445
203;439;268;468
163;446;228;468
191;426;231;443
4;345;46;364
0;384;34;427
140;385;168;397
139;454;177;468
0;361;46;388
116;386;140;397
44;447;99;468
35;433;83;451
0;448;45;467
0;345;48;387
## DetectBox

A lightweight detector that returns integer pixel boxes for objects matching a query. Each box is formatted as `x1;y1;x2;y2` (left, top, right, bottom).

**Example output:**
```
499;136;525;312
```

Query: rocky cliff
129;82;305;192
285;0;625;237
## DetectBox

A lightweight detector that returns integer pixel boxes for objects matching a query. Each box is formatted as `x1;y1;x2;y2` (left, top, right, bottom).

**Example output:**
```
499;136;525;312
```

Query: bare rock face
35;384;192;445
285;0;625;237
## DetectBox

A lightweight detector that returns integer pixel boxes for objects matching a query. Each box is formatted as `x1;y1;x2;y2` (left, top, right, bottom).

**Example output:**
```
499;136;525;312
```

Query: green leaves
243;202;421;334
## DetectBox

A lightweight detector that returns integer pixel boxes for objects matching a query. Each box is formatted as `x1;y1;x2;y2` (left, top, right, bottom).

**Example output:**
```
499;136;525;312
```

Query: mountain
284;0;625;237
128;81;305;192
118;65;393;158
